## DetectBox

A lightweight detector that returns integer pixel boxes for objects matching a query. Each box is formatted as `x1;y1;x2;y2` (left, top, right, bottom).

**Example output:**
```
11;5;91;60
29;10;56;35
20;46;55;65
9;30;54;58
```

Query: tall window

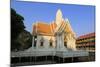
49;39;53;47
34;41;36;47
40;38;44;47
64;41;67;48
40;41;43;46
50;42;53;47
64;36;67;48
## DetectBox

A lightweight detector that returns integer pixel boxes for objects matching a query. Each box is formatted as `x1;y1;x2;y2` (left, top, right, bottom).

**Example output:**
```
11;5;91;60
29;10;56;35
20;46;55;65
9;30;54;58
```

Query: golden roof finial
56;9;63;26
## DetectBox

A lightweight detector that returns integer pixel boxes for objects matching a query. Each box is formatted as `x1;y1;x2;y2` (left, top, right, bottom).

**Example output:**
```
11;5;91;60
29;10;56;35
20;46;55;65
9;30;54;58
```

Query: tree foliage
11;8;25;39
11;8;32;51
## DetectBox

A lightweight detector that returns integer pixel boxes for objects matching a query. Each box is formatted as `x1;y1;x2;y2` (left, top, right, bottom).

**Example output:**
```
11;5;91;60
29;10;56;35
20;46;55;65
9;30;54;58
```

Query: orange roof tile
50;22;57;33
32;22;57;36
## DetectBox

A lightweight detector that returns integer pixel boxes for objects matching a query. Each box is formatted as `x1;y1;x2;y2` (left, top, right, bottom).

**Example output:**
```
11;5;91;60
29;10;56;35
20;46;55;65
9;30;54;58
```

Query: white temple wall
66;33;76;50
32;33;76;51
34;35;56;51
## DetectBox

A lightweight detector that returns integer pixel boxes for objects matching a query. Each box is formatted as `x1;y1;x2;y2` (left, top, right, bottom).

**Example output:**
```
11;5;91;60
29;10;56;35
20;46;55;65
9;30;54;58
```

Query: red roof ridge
77;32;95;39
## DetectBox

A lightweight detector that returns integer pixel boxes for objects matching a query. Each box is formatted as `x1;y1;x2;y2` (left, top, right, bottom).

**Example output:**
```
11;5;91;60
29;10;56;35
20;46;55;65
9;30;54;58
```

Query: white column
56;35;58;49
59;35;61;49
32;36;34;49
61;33;65;49
56;35;60;50
36;36;39;49
60;34;64;50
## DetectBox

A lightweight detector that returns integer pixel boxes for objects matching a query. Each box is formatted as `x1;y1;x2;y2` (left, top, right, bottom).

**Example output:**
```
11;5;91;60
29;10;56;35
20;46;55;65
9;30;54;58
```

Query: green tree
11;8;32;51
11;8;25;39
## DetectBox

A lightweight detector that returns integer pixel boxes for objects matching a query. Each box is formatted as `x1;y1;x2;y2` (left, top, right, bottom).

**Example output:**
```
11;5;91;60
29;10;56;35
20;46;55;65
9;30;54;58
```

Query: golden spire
56;9;63;26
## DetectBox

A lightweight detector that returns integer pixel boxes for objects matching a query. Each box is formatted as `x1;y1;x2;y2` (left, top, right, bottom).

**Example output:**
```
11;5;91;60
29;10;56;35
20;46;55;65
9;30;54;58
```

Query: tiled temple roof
32;22;57;36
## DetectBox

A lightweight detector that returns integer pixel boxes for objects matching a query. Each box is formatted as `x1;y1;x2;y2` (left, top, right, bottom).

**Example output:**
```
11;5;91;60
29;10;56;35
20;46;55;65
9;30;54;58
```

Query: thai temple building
11;9;89;64
32;9;76;51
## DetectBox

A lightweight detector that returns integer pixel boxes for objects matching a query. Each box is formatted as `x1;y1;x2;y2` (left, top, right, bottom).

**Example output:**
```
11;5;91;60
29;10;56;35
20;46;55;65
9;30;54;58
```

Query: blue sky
11;0;95;37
